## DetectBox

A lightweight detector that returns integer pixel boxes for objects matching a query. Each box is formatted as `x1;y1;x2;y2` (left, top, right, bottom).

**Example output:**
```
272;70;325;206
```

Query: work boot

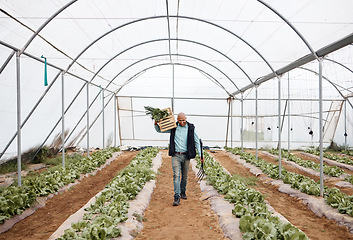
173;195;180;206
180;192;187;200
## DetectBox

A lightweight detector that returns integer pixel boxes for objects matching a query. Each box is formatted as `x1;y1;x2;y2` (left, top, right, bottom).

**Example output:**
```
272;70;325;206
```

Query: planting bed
0;151;136;240
211;149;353;240
1;148;353;239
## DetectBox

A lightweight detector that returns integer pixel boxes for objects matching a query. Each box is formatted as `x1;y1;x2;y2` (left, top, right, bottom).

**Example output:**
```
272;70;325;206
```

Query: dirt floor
1;149;353;240
0;151;137;240
135;150;227;240
211;150;353;240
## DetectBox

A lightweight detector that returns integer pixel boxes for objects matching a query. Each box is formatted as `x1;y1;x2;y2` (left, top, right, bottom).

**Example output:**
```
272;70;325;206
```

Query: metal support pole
278;76;282;178
288;72;291;153
117;97;122;146
225;97;231;147
114;95;117;147
102;88;105;149
319;58;324;197
16;51;21;187
255;86;258;161
345;99;347;150
172;64;175;112
131;97;135;140
231;98;233;148
241;93;244;153
61;71;65;167
86;83;90;157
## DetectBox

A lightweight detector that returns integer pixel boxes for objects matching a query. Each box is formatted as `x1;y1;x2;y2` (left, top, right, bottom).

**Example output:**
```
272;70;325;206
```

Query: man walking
154;112;203;206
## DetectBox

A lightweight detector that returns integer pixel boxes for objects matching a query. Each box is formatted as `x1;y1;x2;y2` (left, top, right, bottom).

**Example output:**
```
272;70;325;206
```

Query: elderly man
154;112;203;206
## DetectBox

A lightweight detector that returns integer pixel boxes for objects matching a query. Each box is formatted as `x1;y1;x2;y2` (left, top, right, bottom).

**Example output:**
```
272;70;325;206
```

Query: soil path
211;150;353;240
0;151;137;240
135;150;226;240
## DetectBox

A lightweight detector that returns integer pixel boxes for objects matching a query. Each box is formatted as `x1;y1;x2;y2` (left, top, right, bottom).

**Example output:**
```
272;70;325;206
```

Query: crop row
268;149;344;177
197;151;308;240
0;147;119;223
226;147;353;217
268;149;353;185
58;147;159;240
341;149;353;157
305;148;353;166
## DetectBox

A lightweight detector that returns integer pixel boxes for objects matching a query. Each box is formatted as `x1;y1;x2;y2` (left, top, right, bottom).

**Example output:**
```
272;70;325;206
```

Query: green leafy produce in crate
144;106;170;122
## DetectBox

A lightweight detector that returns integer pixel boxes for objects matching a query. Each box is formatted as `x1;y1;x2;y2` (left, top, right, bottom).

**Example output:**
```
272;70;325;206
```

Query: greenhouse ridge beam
233;33;353;96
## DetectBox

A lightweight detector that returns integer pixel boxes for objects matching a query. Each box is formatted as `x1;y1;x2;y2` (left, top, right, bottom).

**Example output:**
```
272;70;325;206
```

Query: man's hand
200;157;204;163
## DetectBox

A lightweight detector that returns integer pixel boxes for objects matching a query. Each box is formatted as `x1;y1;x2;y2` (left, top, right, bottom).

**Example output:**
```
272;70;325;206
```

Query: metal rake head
197;161;205;181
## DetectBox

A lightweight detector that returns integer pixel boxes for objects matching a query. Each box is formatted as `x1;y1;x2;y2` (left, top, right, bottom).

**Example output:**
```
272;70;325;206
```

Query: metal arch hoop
105;53;239;92
19;0;78;55
115;62;232;96
257;0;317;59
65;15;276;86
89;38;253;88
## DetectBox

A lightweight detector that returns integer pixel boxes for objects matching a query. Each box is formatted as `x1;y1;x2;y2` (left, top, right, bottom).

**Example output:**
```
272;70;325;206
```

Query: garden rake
197;139;205;181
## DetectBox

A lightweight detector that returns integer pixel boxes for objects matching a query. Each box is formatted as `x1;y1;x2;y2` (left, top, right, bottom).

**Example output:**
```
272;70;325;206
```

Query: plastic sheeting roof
1;0;353;160
1;0;352;97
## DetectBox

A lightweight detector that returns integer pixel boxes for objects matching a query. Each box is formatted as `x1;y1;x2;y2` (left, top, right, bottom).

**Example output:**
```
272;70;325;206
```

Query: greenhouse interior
0;0;353;239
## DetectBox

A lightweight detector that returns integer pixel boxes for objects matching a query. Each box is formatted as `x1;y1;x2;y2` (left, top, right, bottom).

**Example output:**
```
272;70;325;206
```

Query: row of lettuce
304;148;353;185
226;147;353;217
269;148;353;185
197;151;309;240
269;149;344;177
58;147;159;240
305;148;353;166
0;147;120;223
302;148;353;184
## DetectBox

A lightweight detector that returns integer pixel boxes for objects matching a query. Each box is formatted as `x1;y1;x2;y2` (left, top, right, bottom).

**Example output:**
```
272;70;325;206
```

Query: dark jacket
169;121;196;159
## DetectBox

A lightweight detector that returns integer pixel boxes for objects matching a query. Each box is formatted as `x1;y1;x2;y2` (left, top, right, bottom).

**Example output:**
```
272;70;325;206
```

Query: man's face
177;115;187;127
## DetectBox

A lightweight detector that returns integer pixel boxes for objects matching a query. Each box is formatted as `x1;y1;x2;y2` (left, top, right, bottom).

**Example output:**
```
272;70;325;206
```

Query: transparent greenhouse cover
0;0;352;161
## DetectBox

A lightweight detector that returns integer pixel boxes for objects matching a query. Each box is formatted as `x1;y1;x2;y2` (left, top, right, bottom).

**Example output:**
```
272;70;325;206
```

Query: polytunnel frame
0;12;310;186
64;14;281;160
60;13;281;166
57;14;279;171
2;13;269;172
2;1;351;190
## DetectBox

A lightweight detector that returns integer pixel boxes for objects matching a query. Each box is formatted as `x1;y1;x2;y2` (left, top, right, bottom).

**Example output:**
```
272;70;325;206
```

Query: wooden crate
158;107;177;132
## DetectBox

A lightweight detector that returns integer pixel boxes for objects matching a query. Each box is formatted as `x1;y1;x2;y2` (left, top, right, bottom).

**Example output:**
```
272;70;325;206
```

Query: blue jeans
171;154;190;198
